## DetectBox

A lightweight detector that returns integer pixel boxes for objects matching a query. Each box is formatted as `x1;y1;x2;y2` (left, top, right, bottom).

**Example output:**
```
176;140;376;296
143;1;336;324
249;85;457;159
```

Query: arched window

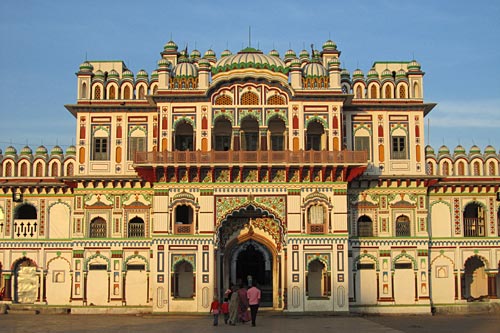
426;162;434;175
123;85;131;99
128;216;145;238
413;82;420;98
306;259;330;298
307;205;326;234
240;116;259;151
215;95;233;105
395;215;410;237
384;84;392;98
267;95;285;105
268;117;286;151
442;161;450;176
109;85;116;99
94;85;101;100
213;117;232;151
89;217;107;238
463;203;485;237
51;163;59;177
81;82;87;99
20;163;28;177
357;215;373;237
241;91;259;105
138;86;145;99
66;163;74;176
457;162;465;176
472;161;481;176
174;121;194;151
488;161;496;176
35;163;43;177
399;85;406;98
152;85;158;95
306;120;325;151
355;85;362;99
173;261;194;298
14;204;37;219
174;205;193;234
5;162;13;177
370;85;378;98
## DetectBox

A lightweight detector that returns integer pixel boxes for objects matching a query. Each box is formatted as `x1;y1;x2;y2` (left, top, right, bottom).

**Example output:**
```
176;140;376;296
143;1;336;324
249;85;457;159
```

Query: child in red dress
210;296;220;326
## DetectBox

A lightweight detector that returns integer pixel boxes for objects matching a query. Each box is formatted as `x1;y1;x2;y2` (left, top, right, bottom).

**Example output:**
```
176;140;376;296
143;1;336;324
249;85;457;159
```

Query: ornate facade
0;38;499;314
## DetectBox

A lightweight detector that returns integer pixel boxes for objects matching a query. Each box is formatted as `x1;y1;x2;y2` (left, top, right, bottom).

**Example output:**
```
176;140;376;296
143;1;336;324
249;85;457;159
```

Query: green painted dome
122;69;134;81
107;69;120;81
484;145;496;155
469;145;481;155
352;69;364;80
190;49;201;60
20;145;33;157
269;49;280;58
203;49;217;62
408;59;421;71
5;146;17;156
303;59;328;78
163;40;178;52
35;145;48;157
453;145;466;155
157;58;171;69
381;68;393;79
66;145;76;156
212;47;288;75
438;145;450;156
79;61;93;72
173;56;198;78
299;49;310;59
150;70;158;80
136;69;148;81
322;39;337;51
220;49;232;58
425;145;435;156
284;49;297;61
50;145;64;156
367;68;379;80
93;70;105;81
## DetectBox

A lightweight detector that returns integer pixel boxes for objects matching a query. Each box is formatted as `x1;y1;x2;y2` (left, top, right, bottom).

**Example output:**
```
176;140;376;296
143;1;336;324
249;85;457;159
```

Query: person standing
246;283;261;327
228;286;239;325
209;296;220;326
221;297;230;324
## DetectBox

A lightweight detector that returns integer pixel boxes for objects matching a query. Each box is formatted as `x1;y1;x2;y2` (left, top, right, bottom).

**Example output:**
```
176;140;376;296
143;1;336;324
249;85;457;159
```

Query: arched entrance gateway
215;203;285;309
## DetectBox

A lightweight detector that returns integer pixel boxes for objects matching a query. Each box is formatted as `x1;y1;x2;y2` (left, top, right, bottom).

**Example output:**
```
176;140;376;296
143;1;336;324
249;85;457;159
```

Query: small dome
352;68;364;79
438;145;450;156
198;58;211;69
122;69;134;81
220;49;232;58
408;59;421;71
312;49;321;59
93;70;105;81
136;69;148;81
396;68;407;81
163;40;178;52
322;39;337;51
79;61;93;72
190;49;201;60
20;145;33;157
425;145;435;156
381;68;393;79
203;49;217;62
107;69;120;81
289;57;301;68
453;145;466;155
367;68;379;80
173;56;198;78
5;146;17;156
212;48;288;76
303;60;328;77
299;49;310;59
484;145;496;155
284;49;297;61
35;145;48;156
50;145;64;156
150;70;158;81
469;145;481;155
269;49;280;58
157;58;171;69
66;145;76;156
341;68;350;77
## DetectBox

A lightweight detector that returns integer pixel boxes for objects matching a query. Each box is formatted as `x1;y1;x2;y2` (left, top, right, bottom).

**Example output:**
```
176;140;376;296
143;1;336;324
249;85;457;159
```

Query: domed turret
50;145;64;157
367;68;379;82
381;68;393;81
157;58;171;69
203;49;217;63
453;145;466;156
484;145;496;155
5;146;17;157
322;39;337;51
408;59;421;72
438;145;450;156
299;49;310;60
303;59;328;77
163;40;178;53
212;47;288;76
289;57;301;69
425;145;435;156
340;68;351;82
93;70;105;82
20;145;33;157
79;61;93;73
35;145;48;157
190;49;201;61
269;49;280;58
121;69;134;82
107;69;120;81
469;145;481;155
66;145;76;156
396;68;407;81
173;56;198;78
284;49;297;62
220;49;232;58
150;70;158;81
136;69;148;82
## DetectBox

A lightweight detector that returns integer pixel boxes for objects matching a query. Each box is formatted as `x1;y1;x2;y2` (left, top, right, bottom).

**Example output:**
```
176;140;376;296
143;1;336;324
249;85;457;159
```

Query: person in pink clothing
246;283;261;327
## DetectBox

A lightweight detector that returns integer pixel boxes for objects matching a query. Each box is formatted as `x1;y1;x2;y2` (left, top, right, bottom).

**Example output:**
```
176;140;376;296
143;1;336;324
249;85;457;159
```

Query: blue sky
0;0;499;153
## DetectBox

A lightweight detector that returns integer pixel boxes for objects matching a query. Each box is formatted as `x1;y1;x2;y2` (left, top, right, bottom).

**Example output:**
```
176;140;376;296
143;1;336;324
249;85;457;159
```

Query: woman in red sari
237;284;250;323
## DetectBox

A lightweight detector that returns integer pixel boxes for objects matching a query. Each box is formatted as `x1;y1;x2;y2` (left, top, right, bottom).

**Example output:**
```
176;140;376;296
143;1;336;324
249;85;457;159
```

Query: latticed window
128;217;145;238
215;95;232;105
442;161;450;176
152;85;158;95
473;161;481;176
391;136;407;159
241;91;259;105
399;85;406;98
457;162;465;176
488;161;496;176
90;217;107;238
395;215;411;236
124;86;131;99
139;86;145;99
66;163;74;176
357;215;373;237
307;205;326;234
5;163;13;177
426;162;434;175
94;85;101;99
109;86;116;99
370;85;378;98
51;163;59;177
356;86;362;99
35;163;43;177
267;95;285;105
385;85;392;98
463;203;485;237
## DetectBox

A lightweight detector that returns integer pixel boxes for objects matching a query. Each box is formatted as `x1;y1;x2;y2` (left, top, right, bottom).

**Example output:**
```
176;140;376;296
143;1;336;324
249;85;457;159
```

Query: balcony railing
13;219;39;239
134;150;367;166
174;223;193;234
464;218;485;237
307;224;325;234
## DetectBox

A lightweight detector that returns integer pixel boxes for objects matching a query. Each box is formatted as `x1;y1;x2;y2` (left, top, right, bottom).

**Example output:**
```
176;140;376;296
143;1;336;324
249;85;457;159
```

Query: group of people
210;282;261;327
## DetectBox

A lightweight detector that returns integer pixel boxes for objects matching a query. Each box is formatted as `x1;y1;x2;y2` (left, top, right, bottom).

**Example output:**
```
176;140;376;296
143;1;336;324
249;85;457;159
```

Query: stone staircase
0;303;71;315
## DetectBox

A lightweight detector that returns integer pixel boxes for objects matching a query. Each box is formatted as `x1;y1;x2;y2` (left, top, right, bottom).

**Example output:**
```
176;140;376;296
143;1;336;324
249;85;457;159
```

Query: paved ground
0;312;499;333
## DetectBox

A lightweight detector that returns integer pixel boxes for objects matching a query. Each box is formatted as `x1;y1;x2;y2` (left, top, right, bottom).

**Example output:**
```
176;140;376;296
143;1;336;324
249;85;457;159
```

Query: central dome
212;47;288;75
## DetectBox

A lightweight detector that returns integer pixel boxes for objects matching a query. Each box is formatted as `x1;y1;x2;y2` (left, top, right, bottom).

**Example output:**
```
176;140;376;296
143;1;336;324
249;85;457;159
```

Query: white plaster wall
430;257;454;304
356;269;377;304
126;270;148;305
87;270;108;305
430;202;452;237
394;269;415;304
48;202;71;239
46;258;71;305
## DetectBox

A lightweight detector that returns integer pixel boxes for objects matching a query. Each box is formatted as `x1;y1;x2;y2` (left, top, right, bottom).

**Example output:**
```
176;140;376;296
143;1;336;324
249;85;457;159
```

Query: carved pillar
233;130;240;151
3;273;12;301
42;271;48;303
107;272;111;303
454;271;459;300
260;129;267;151
122;273;127;305
83;272;88;305
414;271;418;301
488;273;498;298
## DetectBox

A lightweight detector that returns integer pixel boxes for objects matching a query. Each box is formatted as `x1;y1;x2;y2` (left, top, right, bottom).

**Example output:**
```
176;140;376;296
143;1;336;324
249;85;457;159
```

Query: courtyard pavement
0;312;498;333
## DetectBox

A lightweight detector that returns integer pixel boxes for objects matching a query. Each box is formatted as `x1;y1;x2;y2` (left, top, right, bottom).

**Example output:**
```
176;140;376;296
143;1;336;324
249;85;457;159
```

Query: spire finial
249;26;251;47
